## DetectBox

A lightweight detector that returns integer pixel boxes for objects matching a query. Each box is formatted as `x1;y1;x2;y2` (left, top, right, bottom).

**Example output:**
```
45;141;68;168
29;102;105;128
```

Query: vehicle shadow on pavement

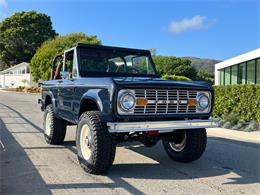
0;103;146;195
117;141;260;185
0;118;52;195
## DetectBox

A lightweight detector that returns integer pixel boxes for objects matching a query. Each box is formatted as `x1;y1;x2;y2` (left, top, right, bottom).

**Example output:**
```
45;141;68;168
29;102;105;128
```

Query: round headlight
198;94;209;110
120;92;135;111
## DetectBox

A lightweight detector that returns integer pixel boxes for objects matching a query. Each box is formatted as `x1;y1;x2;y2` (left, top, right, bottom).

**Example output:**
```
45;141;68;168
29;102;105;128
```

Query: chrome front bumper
107;119;218;133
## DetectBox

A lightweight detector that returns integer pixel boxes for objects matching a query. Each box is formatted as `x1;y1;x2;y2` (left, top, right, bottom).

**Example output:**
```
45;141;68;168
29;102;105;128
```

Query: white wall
215;48;260;85
0;74;37;88
0;74;5;88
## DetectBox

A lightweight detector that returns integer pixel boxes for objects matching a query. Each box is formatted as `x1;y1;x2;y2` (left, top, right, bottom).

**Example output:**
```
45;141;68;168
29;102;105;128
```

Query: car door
57;48;77;123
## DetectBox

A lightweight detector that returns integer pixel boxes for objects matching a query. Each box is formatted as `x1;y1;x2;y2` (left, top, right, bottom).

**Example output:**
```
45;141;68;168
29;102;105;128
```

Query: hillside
182;57;221;73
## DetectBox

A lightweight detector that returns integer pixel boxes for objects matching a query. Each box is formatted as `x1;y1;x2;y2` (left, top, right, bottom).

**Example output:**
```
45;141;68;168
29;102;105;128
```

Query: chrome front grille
134;89;197;114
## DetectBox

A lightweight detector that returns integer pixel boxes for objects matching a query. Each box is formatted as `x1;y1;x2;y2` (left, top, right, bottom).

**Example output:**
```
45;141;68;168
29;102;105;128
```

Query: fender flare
78;89;111;121
43;91;57;113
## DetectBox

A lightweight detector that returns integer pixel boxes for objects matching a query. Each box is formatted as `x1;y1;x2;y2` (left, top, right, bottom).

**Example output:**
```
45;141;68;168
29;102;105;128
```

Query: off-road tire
76;111;116;174
43;104;67;145
162;128;207;162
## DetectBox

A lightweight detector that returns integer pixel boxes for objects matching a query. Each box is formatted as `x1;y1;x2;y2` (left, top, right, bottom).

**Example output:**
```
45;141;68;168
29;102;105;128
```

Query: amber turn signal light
188;99;197;106
136;98;148;106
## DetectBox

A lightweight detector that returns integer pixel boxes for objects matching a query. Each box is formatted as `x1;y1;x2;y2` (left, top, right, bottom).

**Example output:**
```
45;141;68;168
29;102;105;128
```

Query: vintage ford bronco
39;43;217;174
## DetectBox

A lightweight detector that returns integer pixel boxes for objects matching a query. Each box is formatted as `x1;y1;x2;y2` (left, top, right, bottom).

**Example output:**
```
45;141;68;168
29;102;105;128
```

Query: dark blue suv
39;44;217;174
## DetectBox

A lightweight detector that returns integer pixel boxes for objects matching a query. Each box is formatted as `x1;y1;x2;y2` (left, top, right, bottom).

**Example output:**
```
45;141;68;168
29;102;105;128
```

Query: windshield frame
76;46;159;78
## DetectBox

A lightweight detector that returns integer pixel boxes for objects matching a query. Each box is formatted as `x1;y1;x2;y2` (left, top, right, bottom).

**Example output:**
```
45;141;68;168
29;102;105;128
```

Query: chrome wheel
45;112;51;136
80;124;92;160
169;131;187;152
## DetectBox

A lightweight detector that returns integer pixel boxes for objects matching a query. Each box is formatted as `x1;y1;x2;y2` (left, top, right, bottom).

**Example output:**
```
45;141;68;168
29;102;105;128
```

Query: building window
257;58;260;84
247;60;256;84
231;65;238;84
218;70;221;85
220;69;224;85
26;66;30;73
224;67;231;85
238;62;246;84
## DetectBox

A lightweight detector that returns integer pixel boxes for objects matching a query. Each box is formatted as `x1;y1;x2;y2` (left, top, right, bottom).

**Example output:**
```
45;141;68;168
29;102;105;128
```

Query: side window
64;50;74;78
51;55;63;80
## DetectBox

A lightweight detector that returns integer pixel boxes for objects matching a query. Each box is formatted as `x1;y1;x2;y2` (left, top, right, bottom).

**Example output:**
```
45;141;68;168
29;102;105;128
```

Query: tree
0;60;5;71
153;56;191;75
30;33;101;81
196;69;214;84
0;10;57;66
172;65;197;80
162;74;192;81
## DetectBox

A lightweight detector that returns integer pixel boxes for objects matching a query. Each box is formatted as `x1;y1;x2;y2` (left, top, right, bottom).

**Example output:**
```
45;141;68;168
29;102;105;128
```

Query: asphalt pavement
0;91;259;194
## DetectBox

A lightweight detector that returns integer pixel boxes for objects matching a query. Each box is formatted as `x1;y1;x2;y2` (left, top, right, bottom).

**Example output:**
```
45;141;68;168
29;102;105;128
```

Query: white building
215;48;260;85
0;62;37;88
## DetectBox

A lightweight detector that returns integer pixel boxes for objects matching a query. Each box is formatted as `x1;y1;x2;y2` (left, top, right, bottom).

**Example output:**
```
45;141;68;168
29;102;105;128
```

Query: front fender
79;89;112;121
42;90;57;113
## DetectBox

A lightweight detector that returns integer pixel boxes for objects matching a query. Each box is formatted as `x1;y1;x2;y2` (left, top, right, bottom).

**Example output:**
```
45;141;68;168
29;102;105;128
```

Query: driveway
0;91;259;194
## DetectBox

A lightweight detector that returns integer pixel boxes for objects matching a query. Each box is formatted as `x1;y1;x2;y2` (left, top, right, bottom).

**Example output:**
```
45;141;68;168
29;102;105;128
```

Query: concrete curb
207;127;260;144
0;89;40;95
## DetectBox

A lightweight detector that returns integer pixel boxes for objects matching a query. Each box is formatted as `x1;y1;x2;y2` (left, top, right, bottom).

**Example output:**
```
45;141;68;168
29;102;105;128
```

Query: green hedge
213;85;260;122
162;74;191;81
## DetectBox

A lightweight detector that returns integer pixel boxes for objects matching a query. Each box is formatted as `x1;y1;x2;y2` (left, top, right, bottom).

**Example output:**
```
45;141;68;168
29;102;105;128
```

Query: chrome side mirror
60;71;70;79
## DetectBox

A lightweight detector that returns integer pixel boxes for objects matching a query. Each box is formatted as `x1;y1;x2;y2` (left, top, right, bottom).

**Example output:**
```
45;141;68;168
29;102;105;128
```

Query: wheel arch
78;97;101;119
78;89;112;122
45;95;52;108
43;91;56;112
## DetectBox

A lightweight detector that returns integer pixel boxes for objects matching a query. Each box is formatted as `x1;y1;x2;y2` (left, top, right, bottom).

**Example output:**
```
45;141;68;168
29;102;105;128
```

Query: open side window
62;49;78;79
51;54;63;80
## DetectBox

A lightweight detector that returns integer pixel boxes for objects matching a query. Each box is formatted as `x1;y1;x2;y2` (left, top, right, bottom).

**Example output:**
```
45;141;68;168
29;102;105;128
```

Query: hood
113;77;212;90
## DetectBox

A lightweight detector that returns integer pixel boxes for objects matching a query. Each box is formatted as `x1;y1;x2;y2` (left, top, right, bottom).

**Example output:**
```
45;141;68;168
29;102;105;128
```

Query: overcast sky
0;0;259;60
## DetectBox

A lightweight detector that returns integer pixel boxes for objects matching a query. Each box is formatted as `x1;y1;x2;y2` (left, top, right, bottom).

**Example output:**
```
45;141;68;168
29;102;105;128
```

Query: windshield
78;47;157;77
